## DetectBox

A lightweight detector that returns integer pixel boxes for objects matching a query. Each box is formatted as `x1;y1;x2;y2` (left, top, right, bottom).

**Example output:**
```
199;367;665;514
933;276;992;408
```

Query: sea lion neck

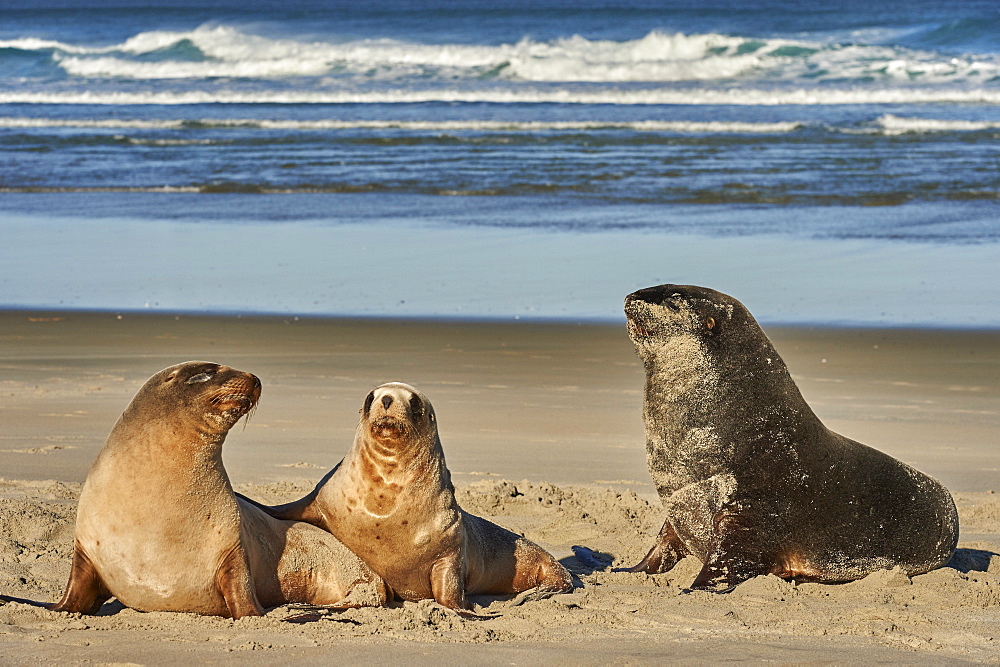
355;423;447;482
342;426;450;521
104;410;230;472
633;296;815;432
641;340;814;436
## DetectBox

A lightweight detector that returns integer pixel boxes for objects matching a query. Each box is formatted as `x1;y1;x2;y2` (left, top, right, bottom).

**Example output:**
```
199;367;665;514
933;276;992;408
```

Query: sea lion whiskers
236;400;258;430
207;375;260;407
369;415;413;443
205;375;261;429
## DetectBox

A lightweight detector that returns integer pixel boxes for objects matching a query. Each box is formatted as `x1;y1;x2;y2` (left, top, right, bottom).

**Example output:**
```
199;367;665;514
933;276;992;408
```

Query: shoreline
5;207;1000;328
7;305;1000;332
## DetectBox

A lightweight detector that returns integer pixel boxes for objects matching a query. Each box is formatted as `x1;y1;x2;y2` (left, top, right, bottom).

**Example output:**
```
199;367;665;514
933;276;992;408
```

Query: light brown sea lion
619;284;959;591
50;361;387;618
251;382;574;611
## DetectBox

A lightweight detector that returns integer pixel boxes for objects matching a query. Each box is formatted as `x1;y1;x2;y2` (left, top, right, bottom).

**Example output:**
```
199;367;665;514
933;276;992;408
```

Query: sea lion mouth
369;416;411;442
627;318;651;339
208;375;262;418
212;393;254;409
625;309;659;342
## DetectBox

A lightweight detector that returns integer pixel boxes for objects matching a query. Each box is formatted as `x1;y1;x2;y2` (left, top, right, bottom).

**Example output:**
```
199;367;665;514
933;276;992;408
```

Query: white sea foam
500;32;773;82
20;24;1000;85
876;114;1000;134
0;117;183;129
16;114;993;136
55;54;333;79
2;86;998;106
0;37;105;54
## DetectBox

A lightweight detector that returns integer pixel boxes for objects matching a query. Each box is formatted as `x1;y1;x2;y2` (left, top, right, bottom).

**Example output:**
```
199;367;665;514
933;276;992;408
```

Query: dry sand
1;311;998;663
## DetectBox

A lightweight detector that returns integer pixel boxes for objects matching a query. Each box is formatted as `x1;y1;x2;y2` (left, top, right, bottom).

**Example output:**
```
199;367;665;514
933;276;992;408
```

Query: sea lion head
361;382;437;447
625;284;791;403
625;284;779;370
625;284;748;346
137;361;261;433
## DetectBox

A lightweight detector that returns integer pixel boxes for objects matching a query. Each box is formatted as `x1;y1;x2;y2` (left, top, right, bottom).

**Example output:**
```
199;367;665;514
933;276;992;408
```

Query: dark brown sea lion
619;284;959;591
252;382;574;611
50;361;387;618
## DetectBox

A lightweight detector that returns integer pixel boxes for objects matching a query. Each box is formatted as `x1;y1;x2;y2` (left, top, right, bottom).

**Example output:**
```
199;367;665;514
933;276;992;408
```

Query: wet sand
1;311;998;663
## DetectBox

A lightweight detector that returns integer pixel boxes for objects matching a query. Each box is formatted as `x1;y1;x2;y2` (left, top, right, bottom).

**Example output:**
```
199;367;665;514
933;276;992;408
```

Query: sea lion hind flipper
530;550;575;595
50;543;111;614
264;495;322;523
215;543;264;619
613;516;689;574
505;580;572;607
234;490;315;523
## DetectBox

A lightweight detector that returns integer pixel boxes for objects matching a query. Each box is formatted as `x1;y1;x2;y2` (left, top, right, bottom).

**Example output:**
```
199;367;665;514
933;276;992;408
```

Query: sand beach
1;310;998;663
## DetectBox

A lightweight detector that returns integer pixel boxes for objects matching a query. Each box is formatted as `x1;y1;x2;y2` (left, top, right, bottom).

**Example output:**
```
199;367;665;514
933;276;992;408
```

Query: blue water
1;0;998;323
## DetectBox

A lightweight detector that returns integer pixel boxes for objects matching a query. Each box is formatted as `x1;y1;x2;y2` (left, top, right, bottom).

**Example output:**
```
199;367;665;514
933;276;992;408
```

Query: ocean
1;0;998;326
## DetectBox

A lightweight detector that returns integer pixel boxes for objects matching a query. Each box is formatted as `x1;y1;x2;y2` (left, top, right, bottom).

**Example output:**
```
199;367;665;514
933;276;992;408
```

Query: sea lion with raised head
251;382;574;611
619;284;958;591
50;361;387;618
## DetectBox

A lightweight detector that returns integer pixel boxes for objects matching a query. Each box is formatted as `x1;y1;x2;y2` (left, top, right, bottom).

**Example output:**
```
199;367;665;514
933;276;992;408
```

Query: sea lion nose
381;395;393;409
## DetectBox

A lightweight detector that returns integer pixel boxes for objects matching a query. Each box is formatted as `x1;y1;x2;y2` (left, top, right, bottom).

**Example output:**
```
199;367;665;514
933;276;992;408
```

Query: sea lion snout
365;383;430;420
211;372;262;410
363;382;436;443
625;284;737;347
369;417;409;442
365;383;419;442
154;361;261;420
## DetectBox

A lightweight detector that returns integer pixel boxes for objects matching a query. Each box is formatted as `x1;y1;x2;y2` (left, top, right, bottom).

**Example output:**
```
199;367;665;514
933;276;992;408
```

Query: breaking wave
5;24;999;86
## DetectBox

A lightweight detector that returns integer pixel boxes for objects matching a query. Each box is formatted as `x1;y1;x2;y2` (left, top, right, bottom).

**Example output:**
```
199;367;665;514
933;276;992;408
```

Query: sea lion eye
363;391;375;415
662;293;683;312
705;317;716;331
186;372;214;384
409;394;424;418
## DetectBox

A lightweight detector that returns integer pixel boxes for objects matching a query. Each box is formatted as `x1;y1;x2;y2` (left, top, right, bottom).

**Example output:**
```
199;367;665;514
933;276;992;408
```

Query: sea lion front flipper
49;543;111;614
427;572;498;617
216;543;264;619
234;491;319;523
429;553;468;611
689;511;772;592
240;461;342;525
614;517;689;573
